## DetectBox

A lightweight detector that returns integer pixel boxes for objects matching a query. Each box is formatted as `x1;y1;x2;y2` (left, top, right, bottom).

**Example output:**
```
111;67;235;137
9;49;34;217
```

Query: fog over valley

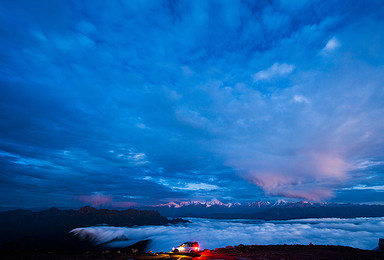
72;217;384;252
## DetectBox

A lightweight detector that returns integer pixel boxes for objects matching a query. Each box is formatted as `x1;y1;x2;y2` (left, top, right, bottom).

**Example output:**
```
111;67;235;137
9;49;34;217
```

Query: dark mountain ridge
0;206;186;250
202;204;384;220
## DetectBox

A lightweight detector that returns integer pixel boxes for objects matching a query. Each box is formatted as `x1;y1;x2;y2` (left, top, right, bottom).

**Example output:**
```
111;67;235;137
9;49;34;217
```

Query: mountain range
139;199;384;220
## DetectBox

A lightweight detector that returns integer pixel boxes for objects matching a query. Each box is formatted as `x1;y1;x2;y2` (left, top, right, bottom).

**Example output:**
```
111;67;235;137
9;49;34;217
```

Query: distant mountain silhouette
253;204;384;220
141;200;384;220
0;206;187;250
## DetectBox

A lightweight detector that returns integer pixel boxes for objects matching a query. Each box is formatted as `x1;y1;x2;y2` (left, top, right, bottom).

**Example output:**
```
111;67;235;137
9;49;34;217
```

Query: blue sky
1;0;384;208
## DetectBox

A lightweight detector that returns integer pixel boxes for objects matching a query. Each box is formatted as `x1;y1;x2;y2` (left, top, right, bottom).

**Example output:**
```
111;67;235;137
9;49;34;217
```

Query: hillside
0;206;186;250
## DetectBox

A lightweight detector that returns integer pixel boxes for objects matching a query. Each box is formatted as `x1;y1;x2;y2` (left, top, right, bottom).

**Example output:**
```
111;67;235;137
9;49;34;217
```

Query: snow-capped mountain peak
272;199;289;207
246;200;272;207
206;199;224;207
153;199;235;208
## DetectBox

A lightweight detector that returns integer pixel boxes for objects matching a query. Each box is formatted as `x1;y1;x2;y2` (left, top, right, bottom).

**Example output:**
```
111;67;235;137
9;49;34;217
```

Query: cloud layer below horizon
1;0;384;207
71;217;384;251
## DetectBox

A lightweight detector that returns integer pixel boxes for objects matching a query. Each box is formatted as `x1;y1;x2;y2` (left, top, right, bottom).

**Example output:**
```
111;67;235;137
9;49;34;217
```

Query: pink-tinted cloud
113;201;138;208
78;193;113;207
77;193;137;208
227;150;352;201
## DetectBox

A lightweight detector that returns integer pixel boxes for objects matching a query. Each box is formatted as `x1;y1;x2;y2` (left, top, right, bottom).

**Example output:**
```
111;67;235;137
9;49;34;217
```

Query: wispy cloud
173;183;220;191
139;176;221;192
323;37;340;52
253;63;295;82
292;95;310;104
342;185;384;191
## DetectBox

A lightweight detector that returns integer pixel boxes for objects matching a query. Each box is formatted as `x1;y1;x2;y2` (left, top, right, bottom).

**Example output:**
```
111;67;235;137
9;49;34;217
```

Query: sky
1;0;384;208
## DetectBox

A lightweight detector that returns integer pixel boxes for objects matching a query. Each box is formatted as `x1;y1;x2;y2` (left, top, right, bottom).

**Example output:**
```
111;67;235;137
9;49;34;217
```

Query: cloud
140;176;221;192
229;152;352;201
71;217;384;251
173;183;220;191
323;37;340;51
292;95;309;104
77;192;138;208
253;63;295;82
356;160;384;170
78;193;113;207
342;185;384;191
112;150;149;166
0;150;62;169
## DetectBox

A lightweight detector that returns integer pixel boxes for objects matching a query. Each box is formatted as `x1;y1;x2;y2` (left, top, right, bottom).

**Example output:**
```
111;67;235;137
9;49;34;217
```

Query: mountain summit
153;199;238;208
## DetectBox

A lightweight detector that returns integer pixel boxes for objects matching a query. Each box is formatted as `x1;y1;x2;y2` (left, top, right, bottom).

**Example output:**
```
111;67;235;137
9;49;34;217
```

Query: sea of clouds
71;217;384;252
